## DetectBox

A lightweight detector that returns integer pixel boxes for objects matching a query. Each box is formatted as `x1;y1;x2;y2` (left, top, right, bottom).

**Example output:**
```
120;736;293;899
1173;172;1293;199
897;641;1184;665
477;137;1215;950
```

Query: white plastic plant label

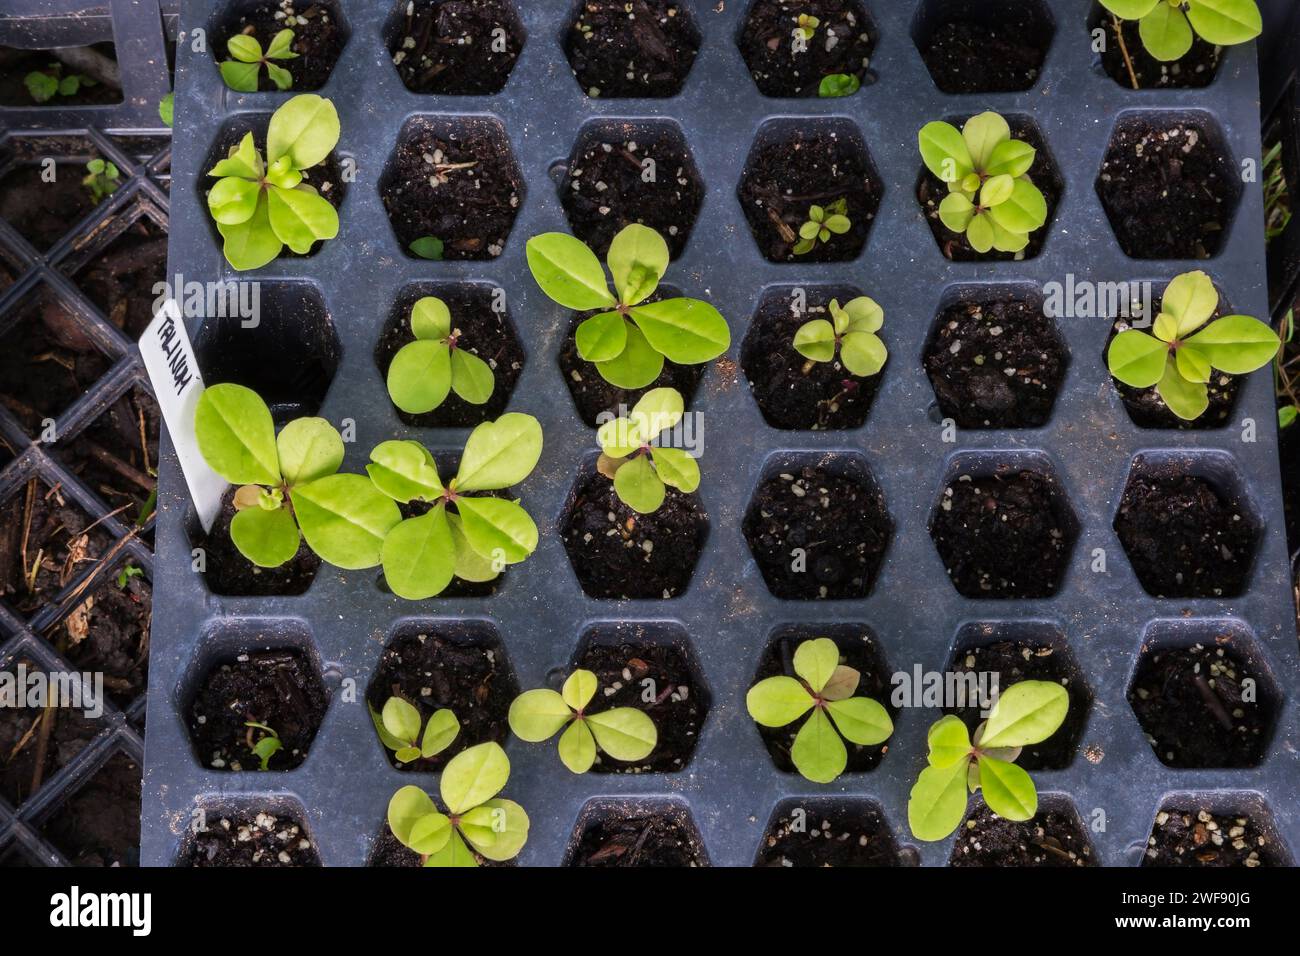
139;298;227;532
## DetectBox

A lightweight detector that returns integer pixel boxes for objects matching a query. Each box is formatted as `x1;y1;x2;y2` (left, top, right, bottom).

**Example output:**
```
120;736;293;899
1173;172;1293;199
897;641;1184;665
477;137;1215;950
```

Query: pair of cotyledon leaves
792;295;888;378
595;387;699;514
386;295;496;415
221;28;296;92
371;697;460;766
1100;0;1261;62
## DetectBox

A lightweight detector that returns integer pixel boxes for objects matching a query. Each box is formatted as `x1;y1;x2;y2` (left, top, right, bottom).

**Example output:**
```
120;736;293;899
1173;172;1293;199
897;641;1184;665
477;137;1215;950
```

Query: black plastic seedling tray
145;0;1299;867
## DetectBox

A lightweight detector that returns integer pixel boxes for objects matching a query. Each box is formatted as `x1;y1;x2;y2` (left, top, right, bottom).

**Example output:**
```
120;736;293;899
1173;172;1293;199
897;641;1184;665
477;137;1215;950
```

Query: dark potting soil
380;121;523;260
753;630;895;774
1095;12;1221;90
1108;319;1237;430
1113;474;1254;598
738;126;880;263
53;564;151;708
367;821;513;867
574;641;705;773
1096;120;1233;259
737;0;876;98
946;641;1087;771
213;2;346;92
198;487;321;597
949;801;1094;867
742;465;890;600
389;0;525;95
755;802;902;867
1280;425;1300;549
189;648;329;772
40;751;140;867
375;287;525;428
70;216;168;341
567;809;706;867
742;286;882;431
0;46;123;107
918;15;1048;94
924;295;1066;429
930;470;1072;599
561;126;703;259
54;386;159;519
1128;641;1270;768
0;165;101;252
1143;807;1281;867
564;0;700;98
183;809;320;867
366;628;518;772
0;663;103;808
560;467;707;600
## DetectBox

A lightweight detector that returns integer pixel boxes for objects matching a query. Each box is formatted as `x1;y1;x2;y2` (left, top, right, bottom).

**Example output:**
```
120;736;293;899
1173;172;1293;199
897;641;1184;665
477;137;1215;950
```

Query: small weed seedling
1264;140;1291;246
596;387;699;514
1276;308;1298;429
526;224;729;389
918;111;1048;254
205;94;340;270
1107;270;1280;421
745;637;893;784
1099;0;1261;63
115;564;143;588
369;697;459;766
908;680;1068;841
24;64;96;103
793;295;887;378
243;721;282;770
794;198;851;255
508;669;658;773
795;13;820;40
194;383;400;570
387;296;494;415
819;74;860;97
367;413;543;599
82;159;120;203
221;28;297;92
409;236;445;260
387;742;529;866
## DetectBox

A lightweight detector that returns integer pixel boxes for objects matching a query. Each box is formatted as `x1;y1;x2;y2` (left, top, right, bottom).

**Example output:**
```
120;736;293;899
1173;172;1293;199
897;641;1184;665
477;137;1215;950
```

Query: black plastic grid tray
145;0;1298;867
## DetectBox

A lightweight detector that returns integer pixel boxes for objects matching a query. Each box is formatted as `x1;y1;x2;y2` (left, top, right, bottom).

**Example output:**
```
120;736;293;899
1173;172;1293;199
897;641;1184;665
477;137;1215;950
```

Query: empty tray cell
189;487;322;598
563;0;700;98
379;115;524;261
38;749;140;867
178;798;321;867
1096;111;1239;260
207;0;349;92
1142;794;1291;867
1089;1;1222;90
66;210;167;342
52;384;159;521
912;0;1053;94
949;794;1094;867
743;453;891;600
564;798;707;867
384;0;525;94
1113;452;1260;599
755;796;905;867
0;135;114;252
0;41;122;107
738;117;882;263
737;0;877;98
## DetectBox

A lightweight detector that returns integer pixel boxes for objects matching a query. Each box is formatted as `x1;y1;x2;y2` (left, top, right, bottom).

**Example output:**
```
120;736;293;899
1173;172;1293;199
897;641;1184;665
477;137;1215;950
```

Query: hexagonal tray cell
1113;452;1261;599
207;0;349;92
180;620;329;772
1096;112;1239;260
51;383;159;520
1089;1;1221;90
38;749;140;867
190;487;322;598
559;119;703;260
928;452;1077;599
754;796;906;867
564;798;708;867
65;211;167;342
949;794;1094;867
742;453;891;600
379;115;523;261
741;284;885;431
562;0;700;98
912;0;1052;94
1142;793;1291;867
0;135;108;251
178;796;321;867
736;0;877;98
737;118;882;263
364;620;519;772
1127;620;1279;769
0;42;124;107
559;456;708;600
385;0;525;94
374;280;524;428
568;621;710;773
916;115;1061;262
923;283;1067;430
943;621;1091;771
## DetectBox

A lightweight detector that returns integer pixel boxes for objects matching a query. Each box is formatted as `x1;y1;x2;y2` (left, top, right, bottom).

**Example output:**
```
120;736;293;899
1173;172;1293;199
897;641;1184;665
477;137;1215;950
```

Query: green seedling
1276;308;1298;429
409;236;445;260
745;637;894;784
115;564;143;588
159;92;174;127
367;413;543;600
194;383;401;571
244;721;282;770
221;28;297;92
1107;270;1280;421
918;111;1048;255
369;697;459;766
1099;0;1261;62
795;13;820;40
526;224;730;389
387;742;529;866
205;93;340;270
386;296;494;415
1265;140;1291;246
24;64;96;103
794;198;850;255
818;73;860;97
595;387;699;514
908;680;1068;841
793;295;887;378
508;669;658;774
83;159;120;203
